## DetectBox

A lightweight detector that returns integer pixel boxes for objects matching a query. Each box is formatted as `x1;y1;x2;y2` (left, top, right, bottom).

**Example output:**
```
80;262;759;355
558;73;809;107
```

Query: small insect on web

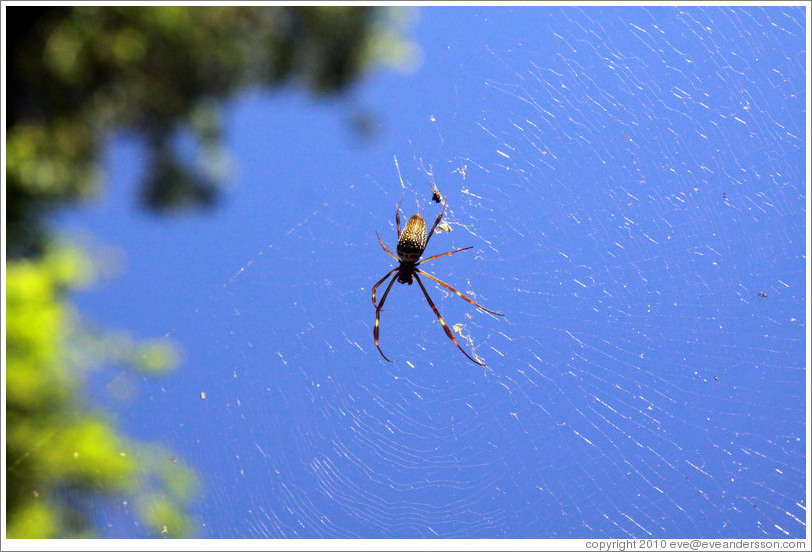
372;197;505;366
430;185;443;204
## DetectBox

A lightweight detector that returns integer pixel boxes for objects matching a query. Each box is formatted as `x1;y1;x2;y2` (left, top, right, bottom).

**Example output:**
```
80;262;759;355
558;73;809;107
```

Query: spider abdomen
397;214;427;262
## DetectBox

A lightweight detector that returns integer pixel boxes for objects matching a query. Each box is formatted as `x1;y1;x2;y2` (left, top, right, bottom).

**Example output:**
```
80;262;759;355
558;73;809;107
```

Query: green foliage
5;5;415;537
6;247;197;538
6;6;416;257
5;6;415;539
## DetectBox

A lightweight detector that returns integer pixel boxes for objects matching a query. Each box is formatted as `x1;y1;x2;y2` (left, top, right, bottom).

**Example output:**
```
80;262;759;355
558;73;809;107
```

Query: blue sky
57;6;807;539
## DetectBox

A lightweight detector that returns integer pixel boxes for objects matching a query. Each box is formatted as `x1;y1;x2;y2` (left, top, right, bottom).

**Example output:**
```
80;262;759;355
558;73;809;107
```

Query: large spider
372;198;504;365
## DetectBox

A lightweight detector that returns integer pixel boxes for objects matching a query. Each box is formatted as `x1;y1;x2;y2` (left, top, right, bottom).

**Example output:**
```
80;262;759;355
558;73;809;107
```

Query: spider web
86;6;807;539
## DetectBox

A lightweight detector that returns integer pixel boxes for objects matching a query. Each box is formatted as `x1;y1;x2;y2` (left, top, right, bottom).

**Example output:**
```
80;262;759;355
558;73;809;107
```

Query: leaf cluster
6;246;196;537
6;6;415;257
5;6;415;537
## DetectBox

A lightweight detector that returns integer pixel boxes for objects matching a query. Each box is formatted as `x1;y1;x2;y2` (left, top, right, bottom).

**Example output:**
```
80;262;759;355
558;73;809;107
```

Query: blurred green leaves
6;6;415;538
7;5;416;256
6;245;195;537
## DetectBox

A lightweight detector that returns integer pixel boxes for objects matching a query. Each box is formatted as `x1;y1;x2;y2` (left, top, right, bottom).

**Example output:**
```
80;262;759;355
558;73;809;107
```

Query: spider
372;198;504;365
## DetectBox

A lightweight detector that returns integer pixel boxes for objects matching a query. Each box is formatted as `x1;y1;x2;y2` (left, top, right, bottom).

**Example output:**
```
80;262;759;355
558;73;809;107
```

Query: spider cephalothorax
372;198;504;366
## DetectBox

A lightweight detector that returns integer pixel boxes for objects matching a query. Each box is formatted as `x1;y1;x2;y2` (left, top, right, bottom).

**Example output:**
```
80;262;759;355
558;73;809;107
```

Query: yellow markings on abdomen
397;214;427;262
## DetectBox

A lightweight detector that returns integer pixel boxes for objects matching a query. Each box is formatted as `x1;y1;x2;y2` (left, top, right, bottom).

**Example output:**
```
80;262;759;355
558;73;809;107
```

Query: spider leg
416;268;505;316
376;231;398;262
424;198;447;249
396;196;404;238
372;267;399;308
374;274;398;362
413;272;486;366
417;246;473;265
